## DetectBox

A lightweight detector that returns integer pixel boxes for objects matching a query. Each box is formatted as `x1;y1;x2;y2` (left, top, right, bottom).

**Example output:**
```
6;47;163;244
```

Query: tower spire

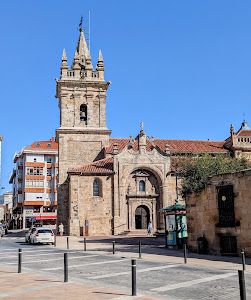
71;27;93;70
96;50;104;71
60;49;69;79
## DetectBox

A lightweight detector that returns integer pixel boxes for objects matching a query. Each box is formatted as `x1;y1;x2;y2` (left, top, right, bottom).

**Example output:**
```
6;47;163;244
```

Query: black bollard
238;270;246;300
139;241;142;259
18;249;22;273
64;253;68;282
132;259;136;296
241;249;246;271
67;237;69;250
54;230;57;247
84;238;86;251
183;243;187;264
112;240;115;254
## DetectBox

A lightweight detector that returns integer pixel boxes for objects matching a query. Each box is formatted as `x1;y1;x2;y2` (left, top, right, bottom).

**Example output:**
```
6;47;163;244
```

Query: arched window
139;180;145;192
80;105;87;124
93;179;100;196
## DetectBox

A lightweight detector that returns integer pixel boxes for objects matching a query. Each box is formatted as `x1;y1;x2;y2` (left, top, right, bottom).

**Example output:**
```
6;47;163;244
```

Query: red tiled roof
69;157;114;174
106;138;228;154
25;139;58;151
236;130;251;137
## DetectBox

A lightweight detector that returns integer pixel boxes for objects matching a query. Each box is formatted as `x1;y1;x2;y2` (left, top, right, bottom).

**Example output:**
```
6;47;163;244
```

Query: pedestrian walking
147;221;152;236
59;222;64;237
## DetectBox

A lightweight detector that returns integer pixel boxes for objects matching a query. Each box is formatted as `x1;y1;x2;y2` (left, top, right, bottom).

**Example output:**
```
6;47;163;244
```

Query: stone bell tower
56;27;111;232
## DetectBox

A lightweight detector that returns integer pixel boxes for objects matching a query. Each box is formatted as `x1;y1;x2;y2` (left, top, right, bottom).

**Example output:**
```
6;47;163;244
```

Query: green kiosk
160;199;187;248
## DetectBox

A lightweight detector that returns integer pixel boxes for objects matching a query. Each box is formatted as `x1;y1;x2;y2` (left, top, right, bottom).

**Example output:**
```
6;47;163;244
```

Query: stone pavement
54;234;251;271
0;267;161;300
1;233;250;299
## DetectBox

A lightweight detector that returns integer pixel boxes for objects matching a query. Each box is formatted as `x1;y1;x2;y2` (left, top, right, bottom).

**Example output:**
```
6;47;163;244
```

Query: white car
30;228;55;245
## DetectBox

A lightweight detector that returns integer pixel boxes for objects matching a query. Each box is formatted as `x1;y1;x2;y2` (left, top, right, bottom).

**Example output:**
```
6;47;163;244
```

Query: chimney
51;137;55;142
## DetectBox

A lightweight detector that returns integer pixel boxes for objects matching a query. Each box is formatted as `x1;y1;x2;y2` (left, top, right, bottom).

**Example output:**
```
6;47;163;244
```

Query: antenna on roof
243;112;246;121
89;11;91;53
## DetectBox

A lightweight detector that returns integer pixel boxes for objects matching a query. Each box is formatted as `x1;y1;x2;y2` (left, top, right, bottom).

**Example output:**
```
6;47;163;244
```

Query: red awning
35;216;57;220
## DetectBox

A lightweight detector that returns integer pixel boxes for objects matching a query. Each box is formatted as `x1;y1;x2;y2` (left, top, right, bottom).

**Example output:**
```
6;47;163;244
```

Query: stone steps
122;229;150;236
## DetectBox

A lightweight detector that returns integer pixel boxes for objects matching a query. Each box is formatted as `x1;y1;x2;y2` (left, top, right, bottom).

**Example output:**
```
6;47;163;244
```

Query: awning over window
35;216;57;220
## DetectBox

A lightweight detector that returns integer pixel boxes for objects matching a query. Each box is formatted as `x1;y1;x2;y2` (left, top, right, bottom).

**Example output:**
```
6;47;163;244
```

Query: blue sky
0;1;251;192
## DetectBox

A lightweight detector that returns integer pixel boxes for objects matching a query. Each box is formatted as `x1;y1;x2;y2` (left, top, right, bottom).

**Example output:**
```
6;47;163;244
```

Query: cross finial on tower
140;122;144;132
79;15;83;32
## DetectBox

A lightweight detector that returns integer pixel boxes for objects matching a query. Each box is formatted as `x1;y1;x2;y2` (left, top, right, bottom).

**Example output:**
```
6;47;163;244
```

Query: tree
177;154;248;195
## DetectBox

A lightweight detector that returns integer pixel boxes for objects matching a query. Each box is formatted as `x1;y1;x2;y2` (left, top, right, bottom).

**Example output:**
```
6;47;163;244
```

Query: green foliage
177;154;248;195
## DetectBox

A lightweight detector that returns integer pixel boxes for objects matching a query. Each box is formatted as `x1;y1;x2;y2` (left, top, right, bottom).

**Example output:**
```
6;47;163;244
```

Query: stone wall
186;169;251;257
69;174;113;236
56;131;110;234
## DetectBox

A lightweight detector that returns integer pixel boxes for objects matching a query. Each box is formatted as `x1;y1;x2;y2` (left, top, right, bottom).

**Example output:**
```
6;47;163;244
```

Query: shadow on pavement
78;235;251;266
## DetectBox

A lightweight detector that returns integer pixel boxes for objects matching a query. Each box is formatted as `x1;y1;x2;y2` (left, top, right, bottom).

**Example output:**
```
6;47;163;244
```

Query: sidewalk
0;267;160;300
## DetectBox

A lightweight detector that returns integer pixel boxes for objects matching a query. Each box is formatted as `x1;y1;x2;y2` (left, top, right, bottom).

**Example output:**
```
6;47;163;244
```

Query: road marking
88;264;179;279
0;282;66;298
6;254;101;265
0;248;56;253
151;272;236;292
42;258;128;271
0;249;90;255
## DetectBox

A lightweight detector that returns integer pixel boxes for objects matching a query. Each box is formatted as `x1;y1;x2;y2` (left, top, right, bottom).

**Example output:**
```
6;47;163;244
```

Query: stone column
152;199;157;230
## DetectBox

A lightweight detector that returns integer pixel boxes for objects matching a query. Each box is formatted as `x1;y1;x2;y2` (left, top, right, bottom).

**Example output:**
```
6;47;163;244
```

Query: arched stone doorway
126;168;162;232
135;205;150;229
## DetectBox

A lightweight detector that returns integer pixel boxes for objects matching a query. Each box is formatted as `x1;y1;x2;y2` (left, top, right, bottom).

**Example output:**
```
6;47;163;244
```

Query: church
56;28;251;236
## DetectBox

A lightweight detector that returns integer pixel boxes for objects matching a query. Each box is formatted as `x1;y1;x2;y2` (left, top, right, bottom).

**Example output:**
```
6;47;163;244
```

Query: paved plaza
0;233;250;299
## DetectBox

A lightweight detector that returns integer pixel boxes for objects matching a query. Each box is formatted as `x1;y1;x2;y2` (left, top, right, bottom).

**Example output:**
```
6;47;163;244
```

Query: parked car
30;228;55;245
25;227;37;243
33;223;43;227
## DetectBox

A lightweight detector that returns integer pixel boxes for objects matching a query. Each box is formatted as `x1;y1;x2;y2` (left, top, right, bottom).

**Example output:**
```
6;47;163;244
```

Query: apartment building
0;191;13;227
9;138;58;229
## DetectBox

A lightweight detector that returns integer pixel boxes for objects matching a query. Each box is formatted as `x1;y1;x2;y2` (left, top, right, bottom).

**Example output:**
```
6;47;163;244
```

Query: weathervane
78;15;83;31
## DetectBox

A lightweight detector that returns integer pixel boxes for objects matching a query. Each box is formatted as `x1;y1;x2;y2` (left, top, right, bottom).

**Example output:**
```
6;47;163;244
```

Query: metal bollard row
64;253;68;282
183;243;187;264
131;259;136;296
139;241;142;259
238;270;246;300
67;237;69;250
18;249;22;273
241;249;246;271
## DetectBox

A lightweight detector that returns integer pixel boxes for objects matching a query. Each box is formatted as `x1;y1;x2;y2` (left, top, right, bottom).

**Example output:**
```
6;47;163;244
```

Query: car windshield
38;229;52;233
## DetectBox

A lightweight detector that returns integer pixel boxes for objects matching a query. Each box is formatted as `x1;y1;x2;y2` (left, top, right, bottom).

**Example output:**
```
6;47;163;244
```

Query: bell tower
56;27;111;232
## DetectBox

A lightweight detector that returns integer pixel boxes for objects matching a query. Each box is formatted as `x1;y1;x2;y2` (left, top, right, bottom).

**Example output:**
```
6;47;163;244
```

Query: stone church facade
56;29;251;236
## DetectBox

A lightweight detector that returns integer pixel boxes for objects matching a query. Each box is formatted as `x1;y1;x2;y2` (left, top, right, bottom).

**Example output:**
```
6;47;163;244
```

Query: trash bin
197;236;207;254
80;226;84;236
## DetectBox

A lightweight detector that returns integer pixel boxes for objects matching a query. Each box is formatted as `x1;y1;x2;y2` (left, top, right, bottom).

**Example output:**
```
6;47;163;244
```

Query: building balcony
9;169;16;184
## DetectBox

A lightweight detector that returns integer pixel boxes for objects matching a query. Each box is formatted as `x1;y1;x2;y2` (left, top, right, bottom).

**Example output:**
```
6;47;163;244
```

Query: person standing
147;221;152;236
58;222;64;237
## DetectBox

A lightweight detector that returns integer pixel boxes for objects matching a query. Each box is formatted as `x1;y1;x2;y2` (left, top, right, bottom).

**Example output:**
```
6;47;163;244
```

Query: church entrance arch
135;205;150;229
